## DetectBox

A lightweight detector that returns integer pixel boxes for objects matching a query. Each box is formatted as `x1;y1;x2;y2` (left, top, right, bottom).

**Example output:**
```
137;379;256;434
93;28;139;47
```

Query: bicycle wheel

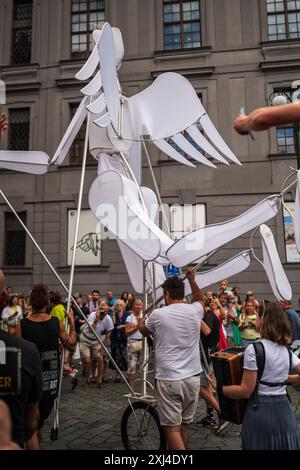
121;400;166;450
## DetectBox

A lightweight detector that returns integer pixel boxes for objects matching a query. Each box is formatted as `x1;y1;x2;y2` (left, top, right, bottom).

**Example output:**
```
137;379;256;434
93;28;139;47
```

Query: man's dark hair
30;284;49;312
49;290;62;305
162;276;184;300
92;289;100;295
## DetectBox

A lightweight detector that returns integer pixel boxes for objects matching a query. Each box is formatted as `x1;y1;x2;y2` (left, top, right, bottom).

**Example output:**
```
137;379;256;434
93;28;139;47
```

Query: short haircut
92;289;100;295
162;276;184;300
30;284;49;312
49;290;62;305
8;295;18;307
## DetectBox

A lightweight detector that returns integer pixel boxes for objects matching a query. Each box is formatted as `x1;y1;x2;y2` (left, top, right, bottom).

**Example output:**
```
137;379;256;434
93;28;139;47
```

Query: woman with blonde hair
223;302;300;450
238;299;260;347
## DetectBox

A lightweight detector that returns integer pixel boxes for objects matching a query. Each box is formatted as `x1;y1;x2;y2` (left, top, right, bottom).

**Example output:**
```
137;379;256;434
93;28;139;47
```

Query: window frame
267;0;300;41
8;107;30;151
3;211;27;267
71;0;105;57
69;102;95;165
11;0;33;65
276;126;295;154
163;0;202;50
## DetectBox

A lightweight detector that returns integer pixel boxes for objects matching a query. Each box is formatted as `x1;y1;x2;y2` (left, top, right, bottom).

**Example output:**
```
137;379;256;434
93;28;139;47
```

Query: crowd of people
0;273;300;450
0;281;149;449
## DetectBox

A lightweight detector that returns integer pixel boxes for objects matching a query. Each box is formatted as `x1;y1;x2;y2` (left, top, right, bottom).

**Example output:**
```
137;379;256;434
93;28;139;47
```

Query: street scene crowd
0;273;300;450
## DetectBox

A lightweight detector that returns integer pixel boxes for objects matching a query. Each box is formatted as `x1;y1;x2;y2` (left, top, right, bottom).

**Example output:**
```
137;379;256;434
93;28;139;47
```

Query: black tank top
21;316;60;400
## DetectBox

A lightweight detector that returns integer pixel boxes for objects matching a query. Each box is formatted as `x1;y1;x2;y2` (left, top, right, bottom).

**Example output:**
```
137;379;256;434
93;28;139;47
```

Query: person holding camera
222;292;238;347
238;299;260;347
80;302;113;388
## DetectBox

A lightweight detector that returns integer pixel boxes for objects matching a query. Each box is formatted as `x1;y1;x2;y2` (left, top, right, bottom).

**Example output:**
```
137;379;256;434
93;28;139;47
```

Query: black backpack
204;312;220;349
251;341;292;408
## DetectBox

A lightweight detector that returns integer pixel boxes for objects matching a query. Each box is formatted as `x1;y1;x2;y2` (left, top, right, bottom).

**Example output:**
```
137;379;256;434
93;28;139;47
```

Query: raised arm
233;103;300;134
58;309;77;352
186;268;205;306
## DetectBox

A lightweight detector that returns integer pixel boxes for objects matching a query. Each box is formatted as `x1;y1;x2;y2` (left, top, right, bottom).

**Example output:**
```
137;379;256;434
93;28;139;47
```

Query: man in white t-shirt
139;269;205;450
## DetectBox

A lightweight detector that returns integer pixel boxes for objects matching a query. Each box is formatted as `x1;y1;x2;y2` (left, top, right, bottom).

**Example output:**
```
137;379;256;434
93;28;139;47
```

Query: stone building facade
0;0;300;302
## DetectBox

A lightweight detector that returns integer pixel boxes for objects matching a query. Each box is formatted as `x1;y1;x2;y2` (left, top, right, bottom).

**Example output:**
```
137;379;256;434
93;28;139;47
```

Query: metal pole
143;249;219;316
141;260;148;398
0;189;135;390
142;141;171;237
118;152;147;212
52;102;92;438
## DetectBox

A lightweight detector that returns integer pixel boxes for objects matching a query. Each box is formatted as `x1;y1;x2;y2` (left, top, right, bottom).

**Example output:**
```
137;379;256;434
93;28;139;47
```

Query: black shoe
199;416;219;430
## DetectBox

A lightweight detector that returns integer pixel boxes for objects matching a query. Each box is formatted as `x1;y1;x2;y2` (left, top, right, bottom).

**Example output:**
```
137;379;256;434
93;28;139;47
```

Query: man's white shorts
155;375;200;427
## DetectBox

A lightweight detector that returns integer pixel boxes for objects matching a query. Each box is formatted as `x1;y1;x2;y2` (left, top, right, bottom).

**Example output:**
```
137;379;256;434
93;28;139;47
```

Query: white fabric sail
51;97;88;165
171;134;217;168
260;224;292;301
186;125;229;165
80;71;102;96
154;139;195;167
185;250;251;295
294;170;300;254
86;94;106;114
75;26;124;82
127;72;241;166
0;151;49;174
89;170;173;261
118;185;166;294
96;23;120;131
167;196;281;267
199;113;241;165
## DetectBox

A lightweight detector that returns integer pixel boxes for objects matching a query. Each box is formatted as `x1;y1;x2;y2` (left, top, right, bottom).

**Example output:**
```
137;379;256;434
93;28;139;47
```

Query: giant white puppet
0;22;296;301
0;22;299;443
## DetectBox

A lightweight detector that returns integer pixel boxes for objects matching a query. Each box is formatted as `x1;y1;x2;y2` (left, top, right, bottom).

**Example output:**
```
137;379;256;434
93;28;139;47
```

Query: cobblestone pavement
42;366;300;451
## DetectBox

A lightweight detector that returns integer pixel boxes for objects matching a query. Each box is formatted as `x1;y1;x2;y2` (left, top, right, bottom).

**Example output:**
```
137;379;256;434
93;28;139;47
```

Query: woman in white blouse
223;301;300;450
1;294;23;335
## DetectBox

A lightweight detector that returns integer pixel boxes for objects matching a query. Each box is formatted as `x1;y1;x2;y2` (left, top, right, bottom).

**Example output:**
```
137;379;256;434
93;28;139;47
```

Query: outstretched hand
207;372;217;390
233;114;250;135
186;267;195;281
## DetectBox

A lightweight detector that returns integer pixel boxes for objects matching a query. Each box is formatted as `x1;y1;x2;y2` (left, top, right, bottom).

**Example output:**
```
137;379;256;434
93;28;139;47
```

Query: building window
4;212;26;266
267;0;300;40
163;0;201;50
276;127;295;153
69;103;94;165
8;108;30;151
166;203;206;240
71;0;105;56
11;0;33;64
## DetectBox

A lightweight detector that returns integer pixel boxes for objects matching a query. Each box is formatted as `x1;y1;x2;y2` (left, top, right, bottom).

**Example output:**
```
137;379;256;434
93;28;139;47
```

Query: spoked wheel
121;400;166;450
